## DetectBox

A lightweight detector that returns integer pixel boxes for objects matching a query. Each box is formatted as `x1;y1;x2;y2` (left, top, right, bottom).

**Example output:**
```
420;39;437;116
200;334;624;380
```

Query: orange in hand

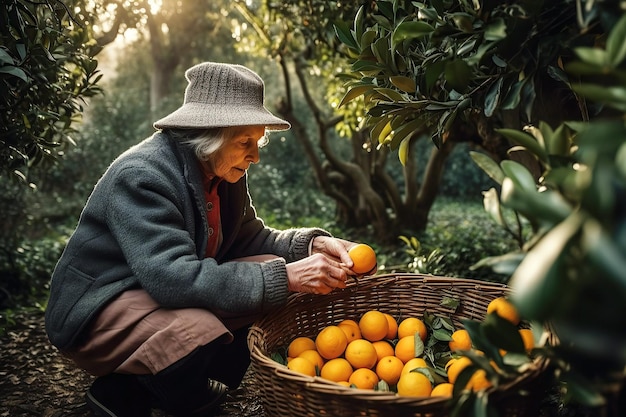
348;244;377;275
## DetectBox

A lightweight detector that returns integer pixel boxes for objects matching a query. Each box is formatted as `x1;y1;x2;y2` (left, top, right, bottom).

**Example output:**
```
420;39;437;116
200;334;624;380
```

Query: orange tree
336;0;625;414
470;15;626;416
232;0;483;241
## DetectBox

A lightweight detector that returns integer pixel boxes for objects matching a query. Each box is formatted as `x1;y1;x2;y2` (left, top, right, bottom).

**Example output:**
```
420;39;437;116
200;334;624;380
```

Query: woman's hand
284;237;363;294
286;251;351;295
310;236;355;267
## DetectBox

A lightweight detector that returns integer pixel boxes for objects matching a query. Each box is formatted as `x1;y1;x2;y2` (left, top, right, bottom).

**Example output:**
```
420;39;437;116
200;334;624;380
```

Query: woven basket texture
248;273;551;417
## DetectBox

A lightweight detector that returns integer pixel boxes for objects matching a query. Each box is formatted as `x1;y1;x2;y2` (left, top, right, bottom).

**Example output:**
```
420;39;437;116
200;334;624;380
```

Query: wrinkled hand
286;254;348;294
311;236;379;277
286;237;356;294
310;236;355;267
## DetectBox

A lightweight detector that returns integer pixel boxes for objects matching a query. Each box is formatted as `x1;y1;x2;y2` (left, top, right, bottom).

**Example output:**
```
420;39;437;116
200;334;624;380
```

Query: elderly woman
45;62;364;417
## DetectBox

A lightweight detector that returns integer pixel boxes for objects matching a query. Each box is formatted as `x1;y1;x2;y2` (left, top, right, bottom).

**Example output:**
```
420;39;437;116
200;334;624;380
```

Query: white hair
168;126;269;172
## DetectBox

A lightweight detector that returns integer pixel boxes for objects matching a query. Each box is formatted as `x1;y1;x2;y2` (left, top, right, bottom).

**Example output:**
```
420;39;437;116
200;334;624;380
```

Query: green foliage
422;200;518;281
0;191;69;310
379;199;517;281
472;13;626;412
337;1;625;412
396;235;446;275
431;142;493;198
248;159;336;229
51;41;155;189
0;0;103;182
334;0;619;160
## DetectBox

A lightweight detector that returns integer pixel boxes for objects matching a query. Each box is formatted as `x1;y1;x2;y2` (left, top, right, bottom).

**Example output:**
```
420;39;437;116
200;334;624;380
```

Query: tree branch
95;2;128;47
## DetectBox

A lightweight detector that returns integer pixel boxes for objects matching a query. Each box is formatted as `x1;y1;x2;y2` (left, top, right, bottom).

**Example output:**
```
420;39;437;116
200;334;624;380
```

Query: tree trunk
394;139;456;232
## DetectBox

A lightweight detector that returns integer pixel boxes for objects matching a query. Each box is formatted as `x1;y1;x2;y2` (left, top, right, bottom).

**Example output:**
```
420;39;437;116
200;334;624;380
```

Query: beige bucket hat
153;62;291;131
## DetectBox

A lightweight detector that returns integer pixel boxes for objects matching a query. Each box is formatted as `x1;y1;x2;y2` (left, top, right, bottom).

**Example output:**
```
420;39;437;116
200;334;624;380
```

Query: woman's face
212;125;266;183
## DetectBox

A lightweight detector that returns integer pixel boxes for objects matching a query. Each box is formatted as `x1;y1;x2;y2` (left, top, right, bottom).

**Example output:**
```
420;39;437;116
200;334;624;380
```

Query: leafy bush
0;220;69;310
1;0;102;181
423;200;517;279
351;196;517;280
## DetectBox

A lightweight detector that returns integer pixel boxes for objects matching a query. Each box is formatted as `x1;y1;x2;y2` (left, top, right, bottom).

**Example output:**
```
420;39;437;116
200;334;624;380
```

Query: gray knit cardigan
45;132;329;350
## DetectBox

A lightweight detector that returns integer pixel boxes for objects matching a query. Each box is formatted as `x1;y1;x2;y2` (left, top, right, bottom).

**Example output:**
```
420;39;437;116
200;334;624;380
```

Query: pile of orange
284;309;439;395
281;296;534;399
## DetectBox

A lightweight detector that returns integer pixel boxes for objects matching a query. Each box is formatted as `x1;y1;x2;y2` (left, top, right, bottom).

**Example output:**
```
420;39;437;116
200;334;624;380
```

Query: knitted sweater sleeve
104;160;330;319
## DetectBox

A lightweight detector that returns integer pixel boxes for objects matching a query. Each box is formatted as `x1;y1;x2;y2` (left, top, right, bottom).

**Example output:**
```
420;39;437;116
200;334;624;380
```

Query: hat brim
153;103;291;131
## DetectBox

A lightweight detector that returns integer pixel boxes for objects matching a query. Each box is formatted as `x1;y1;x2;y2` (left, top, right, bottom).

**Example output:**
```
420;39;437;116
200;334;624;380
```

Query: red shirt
202;174;222;258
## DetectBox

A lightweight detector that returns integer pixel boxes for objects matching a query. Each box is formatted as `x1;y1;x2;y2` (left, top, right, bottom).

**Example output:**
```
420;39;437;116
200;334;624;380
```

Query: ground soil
0;310;265;417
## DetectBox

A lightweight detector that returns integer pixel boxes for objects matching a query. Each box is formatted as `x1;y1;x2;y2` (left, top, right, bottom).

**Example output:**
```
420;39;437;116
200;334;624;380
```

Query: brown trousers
63;289;260;376
63;256;275;377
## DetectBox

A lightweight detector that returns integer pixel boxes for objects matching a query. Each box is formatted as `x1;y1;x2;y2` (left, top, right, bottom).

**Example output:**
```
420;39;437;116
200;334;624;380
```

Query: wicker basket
248;273;552;417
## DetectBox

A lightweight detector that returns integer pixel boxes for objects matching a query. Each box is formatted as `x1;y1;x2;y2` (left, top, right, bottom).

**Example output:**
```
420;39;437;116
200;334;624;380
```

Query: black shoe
176;379;229;417
86;373;151;417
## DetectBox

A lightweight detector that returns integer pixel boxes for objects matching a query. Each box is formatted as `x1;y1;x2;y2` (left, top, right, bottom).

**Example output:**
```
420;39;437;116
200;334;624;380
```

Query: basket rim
248;273;552;406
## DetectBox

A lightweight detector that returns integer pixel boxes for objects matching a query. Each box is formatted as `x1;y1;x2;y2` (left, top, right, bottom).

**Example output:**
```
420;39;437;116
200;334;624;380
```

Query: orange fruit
315;325;348;359
397;317;427;341
348;368;379;389
320;358;353;382
449;329;472;351
359;310;389;342
383;313;398;339
348;244;377;275
519;329;534;352
445;356;472;384
401;357;428;376
395;335;419;363
338;322;361;343
287;336;316;358
336;381;351;387
487;297;520;326
375;355;404;385
431;382;454;397
372;340;395;362
345;339;378;369
287;356;316;377
338;319;360;330
297;349;324;371
466;369;493;392
397;371;432;397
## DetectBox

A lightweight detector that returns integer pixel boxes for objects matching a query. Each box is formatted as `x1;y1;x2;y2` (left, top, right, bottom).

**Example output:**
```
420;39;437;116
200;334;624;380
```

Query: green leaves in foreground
391;21;434;50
